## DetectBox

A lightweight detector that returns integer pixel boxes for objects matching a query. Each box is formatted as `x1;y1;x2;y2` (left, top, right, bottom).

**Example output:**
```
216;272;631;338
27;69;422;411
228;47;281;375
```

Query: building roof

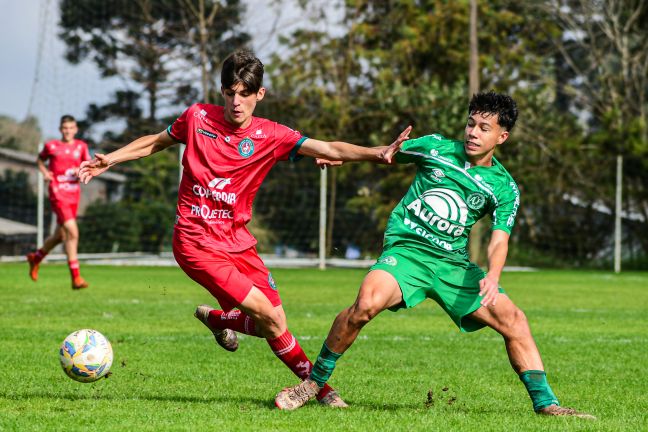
0;217;37;236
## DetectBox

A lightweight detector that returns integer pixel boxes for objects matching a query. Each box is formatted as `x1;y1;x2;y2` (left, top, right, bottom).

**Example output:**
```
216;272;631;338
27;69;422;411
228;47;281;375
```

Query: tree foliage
59;0;250;252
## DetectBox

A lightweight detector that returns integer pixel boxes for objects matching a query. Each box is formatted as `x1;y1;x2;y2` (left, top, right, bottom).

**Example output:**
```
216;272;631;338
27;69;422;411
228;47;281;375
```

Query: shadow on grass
0;390;275;409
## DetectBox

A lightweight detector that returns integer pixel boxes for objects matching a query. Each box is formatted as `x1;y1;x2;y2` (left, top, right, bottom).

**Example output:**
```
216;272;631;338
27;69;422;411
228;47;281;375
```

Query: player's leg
469;295;594;418
27;226;63;281
61;218;87;289
177;241;343;404
231;260;344;405
275;269;403;410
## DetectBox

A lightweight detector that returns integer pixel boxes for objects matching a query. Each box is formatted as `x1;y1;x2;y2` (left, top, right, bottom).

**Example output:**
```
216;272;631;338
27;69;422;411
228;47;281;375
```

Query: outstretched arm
478;229;510;307
299;126;412;165
78;130;176;184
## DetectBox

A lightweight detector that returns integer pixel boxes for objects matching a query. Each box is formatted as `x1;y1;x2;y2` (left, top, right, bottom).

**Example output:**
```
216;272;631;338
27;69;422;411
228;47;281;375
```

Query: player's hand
479;274;500;307
315;158;344;169
78;153;111;184
381;125;412;164
43;171;54;182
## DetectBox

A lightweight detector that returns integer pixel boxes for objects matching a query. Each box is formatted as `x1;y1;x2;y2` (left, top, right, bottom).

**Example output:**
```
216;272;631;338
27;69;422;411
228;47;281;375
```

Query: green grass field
0;263;646;431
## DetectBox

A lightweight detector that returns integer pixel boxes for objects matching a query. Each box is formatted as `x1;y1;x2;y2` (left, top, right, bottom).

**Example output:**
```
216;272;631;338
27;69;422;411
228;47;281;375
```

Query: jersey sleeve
81;142;91;161
394;134;452;164
38;142;52;161
167;106;192;143
491;180;520;234
273;122;306;162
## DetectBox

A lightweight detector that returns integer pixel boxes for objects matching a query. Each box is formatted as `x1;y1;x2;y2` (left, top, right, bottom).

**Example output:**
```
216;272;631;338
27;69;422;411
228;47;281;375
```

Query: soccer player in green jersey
275;91;594;418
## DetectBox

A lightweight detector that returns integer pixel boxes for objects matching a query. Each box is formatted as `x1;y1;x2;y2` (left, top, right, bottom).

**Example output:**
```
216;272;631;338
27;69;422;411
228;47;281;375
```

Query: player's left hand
381;125;412;164
78;153;111;184
479;274;500;307
315;158;344;169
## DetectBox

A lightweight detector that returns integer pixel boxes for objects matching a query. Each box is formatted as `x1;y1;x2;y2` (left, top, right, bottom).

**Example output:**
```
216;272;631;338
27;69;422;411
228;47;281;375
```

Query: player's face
221;82;265;129
59;121;78;143
464;111;509;165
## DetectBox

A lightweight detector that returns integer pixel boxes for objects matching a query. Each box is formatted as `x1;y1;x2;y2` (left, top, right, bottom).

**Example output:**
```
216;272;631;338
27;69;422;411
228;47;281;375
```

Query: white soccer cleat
194;305;239;352
318;389;349;408
275;378;320;410
537;404;596;419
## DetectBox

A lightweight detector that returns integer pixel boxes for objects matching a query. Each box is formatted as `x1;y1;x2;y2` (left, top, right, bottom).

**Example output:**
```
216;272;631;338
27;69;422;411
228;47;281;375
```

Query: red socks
33;249;46;264
68;260;80;279
205;311;334;400
206;309;258;336
267;330;333;400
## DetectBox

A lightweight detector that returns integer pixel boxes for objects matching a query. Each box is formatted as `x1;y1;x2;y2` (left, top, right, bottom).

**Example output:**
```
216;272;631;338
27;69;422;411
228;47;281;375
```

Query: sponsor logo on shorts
238;138;254;158
378;256;398;266
268;272;277;290
467;192;486;210
197;128;218;139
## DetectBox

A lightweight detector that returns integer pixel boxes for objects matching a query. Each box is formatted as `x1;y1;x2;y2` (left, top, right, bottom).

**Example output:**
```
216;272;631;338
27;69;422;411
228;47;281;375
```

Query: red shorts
50;191;80;225
172;233;281;312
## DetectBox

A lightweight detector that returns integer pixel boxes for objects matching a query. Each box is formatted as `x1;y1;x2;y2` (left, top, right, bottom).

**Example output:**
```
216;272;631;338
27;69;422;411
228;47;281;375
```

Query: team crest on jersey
224;136;231;143
238;138;254;157
430;149;439;156
467;192;486;210
73;150;80;158
378;256;397;266
197;128;218;139
268;273;277;290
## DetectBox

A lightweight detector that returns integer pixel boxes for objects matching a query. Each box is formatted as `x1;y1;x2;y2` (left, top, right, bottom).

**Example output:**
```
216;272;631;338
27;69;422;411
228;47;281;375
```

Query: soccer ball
59;329;113;383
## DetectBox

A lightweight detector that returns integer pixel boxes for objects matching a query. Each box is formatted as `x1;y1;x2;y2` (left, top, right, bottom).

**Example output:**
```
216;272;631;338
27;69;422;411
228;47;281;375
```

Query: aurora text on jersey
386;133;519;260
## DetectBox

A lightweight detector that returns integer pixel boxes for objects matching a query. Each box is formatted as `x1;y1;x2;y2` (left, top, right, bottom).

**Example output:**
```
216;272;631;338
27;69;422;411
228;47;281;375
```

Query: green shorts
370;246;505;332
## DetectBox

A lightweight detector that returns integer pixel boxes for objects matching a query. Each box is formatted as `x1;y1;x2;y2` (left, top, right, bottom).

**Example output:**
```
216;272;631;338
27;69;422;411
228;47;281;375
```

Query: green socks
310;344;342;387
519;370;560;411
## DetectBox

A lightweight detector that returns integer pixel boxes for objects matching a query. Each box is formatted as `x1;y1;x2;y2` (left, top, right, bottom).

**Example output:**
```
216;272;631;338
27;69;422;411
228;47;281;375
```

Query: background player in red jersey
78;50;409;407
27;115;91;290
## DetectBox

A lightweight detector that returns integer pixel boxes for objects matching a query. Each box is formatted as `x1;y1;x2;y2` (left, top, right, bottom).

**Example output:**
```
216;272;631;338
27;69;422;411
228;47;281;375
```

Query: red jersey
39;139;91;199
168;103;305;252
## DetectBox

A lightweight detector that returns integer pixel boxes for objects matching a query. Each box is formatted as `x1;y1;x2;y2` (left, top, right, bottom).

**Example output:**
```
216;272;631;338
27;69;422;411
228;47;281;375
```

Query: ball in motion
59;329;113;383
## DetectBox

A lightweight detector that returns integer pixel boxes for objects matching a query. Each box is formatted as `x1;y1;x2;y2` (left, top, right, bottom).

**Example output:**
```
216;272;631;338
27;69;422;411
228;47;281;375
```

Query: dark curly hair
468;91;518;131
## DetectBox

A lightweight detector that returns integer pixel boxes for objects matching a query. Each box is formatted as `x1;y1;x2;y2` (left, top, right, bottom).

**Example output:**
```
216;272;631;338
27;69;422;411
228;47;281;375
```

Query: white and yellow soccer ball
59;329;113;383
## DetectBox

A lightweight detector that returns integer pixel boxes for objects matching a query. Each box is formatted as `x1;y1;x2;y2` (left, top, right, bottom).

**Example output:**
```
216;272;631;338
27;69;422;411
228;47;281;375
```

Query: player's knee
503;307;529;337
255;308;285;337
348;300;378;328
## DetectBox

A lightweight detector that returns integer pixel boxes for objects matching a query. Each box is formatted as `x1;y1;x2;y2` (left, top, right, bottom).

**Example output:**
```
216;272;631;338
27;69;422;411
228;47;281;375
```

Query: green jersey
384;133;520;262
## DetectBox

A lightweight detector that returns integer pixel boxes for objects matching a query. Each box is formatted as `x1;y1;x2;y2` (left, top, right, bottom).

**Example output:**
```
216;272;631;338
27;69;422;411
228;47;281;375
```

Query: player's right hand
43;171;54;182
78;153;111;184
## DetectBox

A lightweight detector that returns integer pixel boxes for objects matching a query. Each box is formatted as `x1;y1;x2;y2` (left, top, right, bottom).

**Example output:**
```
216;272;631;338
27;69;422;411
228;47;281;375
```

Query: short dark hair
60;114;76;125
221;50;264;93
468;91;517;131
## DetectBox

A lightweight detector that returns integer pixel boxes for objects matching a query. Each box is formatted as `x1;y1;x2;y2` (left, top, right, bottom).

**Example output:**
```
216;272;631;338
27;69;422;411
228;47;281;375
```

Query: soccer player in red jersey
27;115;91;290
78;50;411;406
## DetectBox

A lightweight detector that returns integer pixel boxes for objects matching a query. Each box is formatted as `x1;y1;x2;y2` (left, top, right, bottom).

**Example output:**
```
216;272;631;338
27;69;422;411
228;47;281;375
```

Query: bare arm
36;157;53;181
478;229;510;307
299;126;412;165
78;130;176;184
